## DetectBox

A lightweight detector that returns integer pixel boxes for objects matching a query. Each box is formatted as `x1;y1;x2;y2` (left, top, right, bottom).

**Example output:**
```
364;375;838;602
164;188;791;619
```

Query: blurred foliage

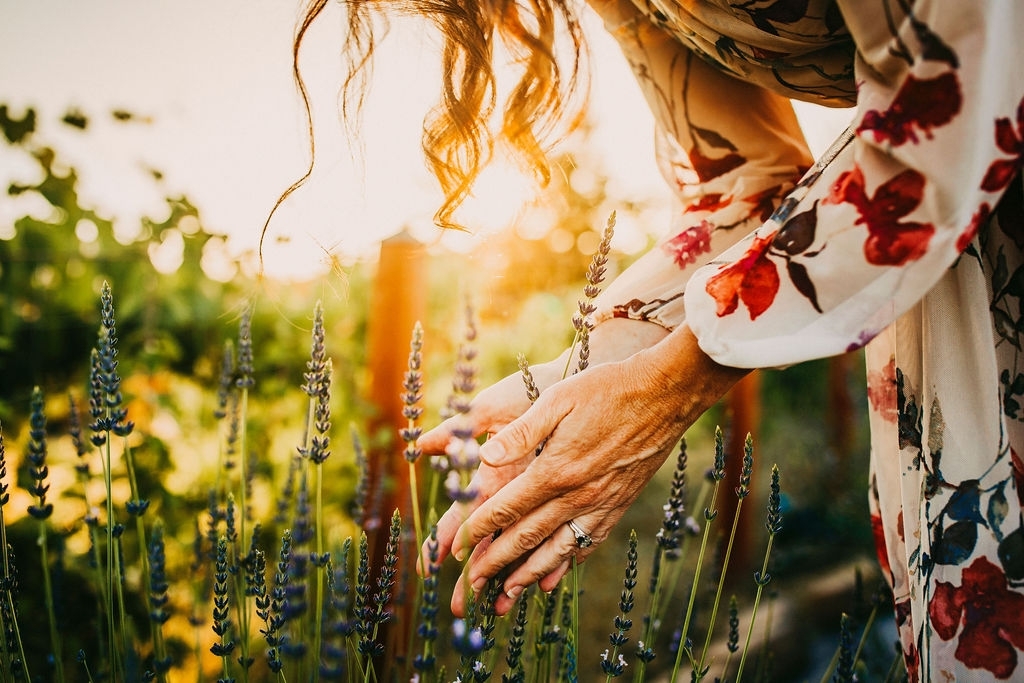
0;105;379;426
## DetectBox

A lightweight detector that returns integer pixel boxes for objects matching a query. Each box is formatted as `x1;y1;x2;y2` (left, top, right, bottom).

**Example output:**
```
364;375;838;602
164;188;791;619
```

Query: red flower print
870;512;892;577
957;203;990;253
684;193;729;214
704;231;779;320
866;356;898;424
857;72;962;146
928;556;1024;678
826;165;934;266
662;220;714;267
981;97;1024;193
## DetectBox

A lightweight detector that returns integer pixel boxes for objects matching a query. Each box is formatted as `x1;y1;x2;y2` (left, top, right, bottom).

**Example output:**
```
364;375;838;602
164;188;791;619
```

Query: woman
309;0;1024;678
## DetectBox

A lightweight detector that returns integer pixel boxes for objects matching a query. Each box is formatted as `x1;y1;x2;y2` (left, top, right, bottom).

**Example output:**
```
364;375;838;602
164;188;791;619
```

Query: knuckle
488;501;521;530
513;526;549;553
499;419;535;452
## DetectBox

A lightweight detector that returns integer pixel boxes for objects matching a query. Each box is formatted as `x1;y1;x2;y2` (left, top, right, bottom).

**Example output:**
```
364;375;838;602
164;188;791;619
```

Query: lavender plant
0;217;900;682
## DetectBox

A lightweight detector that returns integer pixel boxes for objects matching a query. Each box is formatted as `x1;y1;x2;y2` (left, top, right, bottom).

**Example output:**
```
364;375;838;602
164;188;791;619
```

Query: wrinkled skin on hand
418;320;747;617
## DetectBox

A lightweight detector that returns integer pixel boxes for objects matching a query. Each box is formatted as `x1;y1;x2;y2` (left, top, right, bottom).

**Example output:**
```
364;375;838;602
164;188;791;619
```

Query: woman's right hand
416;318;670;576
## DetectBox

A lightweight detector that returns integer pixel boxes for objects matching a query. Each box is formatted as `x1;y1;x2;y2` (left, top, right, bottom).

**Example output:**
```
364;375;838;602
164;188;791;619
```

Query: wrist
640;324;751;421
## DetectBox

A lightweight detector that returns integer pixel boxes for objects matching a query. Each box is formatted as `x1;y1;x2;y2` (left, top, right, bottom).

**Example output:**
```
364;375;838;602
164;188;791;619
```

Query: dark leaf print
688;146;747;183
1012;448;1024;506
909;15;959;67
774;201;818;254
1000;369;1024;419
986;483;1008;535
945;480;985;525
1003;264;1024;300
734;0;810;35
992;308;1021;349
743;184;787;224
824;1;845;34
857;72;962;146
997;175;1024;248
692;124;738;152
991;245;1009;295
786;260;821;313
714;36;743;63
896;368;923;451
1000;528;1024;581
931;520;977;566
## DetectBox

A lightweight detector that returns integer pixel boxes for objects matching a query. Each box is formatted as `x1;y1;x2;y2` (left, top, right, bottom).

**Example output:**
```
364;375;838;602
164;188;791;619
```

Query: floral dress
590;0;1024;679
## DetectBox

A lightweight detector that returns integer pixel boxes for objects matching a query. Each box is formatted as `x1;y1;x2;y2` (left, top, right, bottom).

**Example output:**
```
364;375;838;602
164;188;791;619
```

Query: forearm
633;322;751;429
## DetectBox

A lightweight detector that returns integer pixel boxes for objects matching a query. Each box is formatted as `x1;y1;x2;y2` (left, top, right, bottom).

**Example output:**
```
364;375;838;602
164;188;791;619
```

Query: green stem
735;533;776;682
667;480;722;683
852;601;880;671
239;386;249;551
883;644;906;682
113;538;130;675
313;460;324;683
818;647;841;683
571;557;581;666
406;459;426;670
0;505;30;681
101;436;119;681
38;523;65;681
237;386;251;680
409;460;424;552
696;496;747;678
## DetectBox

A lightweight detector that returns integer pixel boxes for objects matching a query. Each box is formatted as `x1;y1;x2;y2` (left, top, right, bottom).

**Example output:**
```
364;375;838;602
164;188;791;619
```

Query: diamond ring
567;519;593;549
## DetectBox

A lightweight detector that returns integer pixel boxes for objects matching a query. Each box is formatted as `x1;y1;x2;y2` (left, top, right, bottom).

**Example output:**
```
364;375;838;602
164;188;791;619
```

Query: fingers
418;370;541;455
448;463;566;562
459;517;599;617
474;509;608;592
479;388;570;467
417;413;474;455
419;498;468;572
450;534;495;617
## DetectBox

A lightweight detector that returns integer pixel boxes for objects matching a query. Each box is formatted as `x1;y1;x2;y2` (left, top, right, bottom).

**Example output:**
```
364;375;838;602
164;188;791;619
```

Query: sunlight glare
200;237;239;283
454;157;537;235
75;217;99;243
148;228;184;274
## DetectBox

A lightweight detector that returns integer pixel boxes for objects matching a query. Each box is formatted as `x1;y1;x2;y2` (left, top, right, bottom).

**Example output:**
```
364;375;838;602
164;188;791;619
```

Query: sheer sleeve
588;0;816;331
682;1;1024;368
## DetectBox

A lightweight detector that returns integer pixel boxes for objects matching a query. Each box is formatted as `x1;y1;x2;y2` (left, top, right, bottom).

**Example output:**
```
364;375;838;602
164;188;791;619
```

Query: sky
0;0;853;280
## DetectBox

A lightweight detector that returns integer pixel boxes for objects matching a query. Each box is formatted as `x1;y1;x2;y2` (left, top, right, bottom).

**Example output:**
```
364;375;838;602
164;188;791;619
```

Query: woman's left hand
448;324;749;616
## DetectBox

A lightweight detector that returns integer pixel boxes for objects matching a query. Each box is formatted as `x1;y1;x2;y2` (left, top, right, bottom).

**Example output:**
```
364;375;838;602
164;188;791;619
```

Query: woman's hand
446;324;749;616
416;319;670;576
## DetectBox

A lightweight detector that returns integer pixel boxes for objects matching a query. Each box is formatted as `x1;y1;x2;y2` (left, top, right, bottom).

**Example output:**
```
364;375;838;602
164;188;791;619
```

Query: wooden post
826;352;857;499
364;228;426;672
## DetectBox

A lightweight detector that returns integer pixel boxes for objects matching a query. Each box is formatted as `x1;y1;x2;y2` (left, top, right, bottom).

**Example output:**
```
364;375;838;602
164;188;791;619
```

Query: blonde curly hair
283;0;588;233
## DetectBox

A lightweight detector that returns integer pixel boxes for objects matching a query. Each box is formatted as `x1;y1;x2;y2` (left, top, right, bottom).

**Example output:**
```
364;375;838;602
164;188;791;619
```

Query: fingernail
480;440;506;466
471;576;488;593
454;548;466;562
505;585;523;600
